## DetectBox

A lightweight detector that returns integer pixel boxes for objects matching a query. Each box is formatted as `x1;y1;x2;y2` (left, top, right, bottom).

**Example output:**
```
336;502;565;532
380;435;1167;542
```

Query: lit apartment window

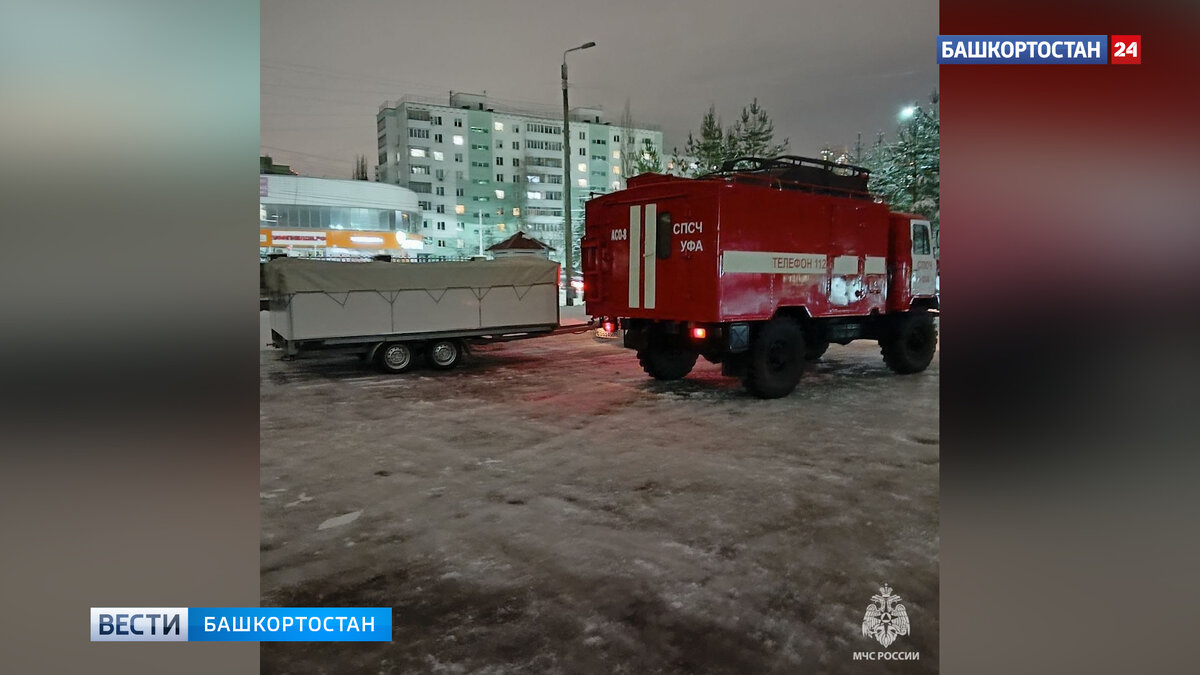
612;166;621;175
410;148;426;158
494;121;504;131
455;204;465;214
577;163;586;172
494;189;505;199
577;178;587;187
611;181;621;189
612;150;621;159
527;191;542;200
512;207;520;216
432;151;444;161
452;135;464;145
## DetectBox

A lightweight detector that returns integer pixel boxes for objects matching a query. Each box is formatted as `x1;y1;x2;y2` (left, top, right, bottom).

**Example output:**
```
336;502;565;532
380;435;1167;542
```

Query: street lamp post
561;41;595;306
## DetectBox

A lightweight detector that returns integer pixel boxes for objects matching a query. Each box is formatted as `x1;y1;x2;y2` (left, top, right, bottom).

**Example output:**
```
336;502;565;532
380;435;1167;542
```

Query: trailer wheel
743;317;805;399
427;339;462;370
376;342;414;374
637;333;698;381
881;311;938;374
804;339;830;361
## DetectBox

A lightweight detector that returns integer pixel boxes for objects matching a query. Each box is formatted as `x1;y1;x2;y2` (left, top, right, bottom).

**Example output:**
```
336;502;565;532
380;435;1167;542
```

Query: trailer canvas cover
267;257;560;342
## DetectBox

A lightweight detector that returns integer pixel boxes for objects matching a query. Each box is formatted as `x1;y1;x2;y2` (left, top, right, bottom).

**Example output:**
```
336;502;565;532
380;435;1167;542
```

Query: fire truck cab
582;156;938;398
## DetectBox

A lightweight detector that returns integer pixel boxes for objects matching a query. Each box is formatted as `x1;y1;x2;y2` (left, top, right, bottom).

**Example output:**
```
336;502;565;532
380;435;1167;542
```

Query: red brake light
603;321;615;333
692;327;707;339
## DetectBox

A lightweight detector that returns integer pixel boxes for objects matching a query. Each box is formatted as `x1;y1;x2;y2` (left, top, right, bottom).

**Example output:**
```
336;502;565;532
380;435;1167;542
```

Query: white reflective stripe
832;255;858;275
628;205;641;308
864;256;887;275
722;251;826;274
643;203;656;309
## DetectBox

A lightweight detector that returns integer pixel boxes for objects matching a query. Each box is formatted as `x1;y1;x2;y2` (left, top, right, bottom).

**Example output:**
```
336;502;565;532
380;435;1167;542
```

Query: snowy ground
259;319;938;673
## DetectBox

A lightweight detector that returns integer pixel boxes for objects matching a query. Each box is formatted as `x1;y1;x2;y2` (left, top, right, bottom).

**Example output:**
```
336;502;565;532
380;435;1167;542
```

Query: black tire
375;342;414;374
637;332;698;381
804;339;830;361
426;339;462;370
743;317;805;399
881;312;938;374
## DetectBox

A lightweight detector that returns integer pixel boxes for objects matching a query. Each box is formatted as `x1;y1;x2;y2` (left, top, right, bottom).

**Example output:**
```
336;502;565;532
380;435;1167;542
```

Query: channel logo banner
90;607;393;642
938;35;1107;64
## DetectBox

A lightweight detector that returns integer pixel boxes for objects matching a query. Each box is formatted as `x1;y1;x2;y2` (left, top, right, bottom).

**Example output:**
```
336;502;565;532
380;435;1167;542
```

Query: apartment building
376;92;663;262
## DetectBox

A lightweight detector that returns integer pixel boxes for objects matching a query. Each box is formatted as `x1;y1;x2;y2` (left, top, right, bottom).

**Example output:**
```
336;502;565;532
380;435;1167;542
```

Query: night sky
262;0;938;179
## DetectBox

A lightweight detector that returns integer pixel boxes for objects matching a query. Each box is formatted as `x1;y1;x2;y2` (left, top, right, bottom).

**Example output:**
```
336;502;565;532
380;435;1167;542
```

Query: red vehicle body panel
583;172;929;323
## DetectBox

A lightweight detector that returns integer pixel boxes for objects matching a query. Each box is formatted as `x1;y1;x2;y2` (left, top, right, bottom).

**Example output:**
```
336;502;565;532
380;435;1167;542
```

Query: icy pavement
260;330;938;673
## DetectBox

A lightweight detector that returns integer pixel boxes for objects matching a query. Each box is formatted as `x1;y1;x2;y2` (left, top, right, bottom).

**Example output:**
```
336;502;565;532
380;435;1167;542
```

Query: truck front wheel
881;312;938;374
637;332;697;381
743;317;805;399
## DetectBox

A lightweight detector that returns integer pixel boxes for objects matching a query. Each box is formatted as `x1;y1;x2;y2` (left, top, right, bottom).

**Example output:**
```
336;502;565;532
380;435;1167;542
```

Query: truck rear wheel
881;311;938;374
375;342;414;374
427;339;462;370
743;318;805;399
637;333;697;381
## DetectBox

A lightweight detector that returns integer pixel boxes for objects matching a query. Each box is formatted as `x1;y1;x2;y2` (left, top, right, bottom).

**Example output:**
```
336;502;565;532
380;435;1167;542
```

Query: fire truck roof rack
709;155;874;200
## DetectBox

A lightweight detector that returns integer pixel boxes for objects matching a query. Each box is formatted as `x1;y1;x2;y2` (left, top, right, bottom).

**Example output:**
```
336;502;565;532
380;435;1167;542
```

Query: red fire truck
582;156;938;398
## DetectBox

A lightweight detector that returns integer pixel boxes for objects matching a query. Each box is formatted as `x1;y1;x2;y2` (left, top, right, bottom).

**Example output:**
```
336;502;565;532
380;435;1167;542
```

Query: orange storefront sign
260;229;424;250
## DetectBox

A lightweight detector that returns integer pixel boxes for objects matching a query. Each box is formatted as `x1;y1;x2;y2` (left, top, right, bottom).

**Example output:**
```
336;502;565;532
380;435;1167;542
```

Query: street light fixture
900;105;917;120
561;40;595;306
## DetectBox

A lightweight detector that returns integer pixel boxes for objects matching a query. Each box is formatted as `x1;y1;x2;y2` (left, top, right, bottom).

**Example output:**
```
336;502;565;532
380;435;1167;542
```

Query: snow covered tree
684;99;790;175
861;90;940;254
728;98;789;159
684;105;728;175
633;137;663;175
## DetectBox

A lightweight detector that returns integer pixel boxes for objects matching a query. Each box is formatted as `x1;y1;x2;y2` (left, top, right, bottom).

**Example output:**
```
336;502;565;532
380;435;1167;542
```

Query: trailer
266;256;567;373
582;155;938;398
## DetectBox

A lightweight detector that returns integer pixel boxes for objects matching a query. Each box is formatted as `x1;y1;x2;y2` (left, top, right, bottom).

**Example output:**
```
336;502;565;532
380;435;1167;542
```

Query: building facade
376;92;663;263
259;174;425;259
